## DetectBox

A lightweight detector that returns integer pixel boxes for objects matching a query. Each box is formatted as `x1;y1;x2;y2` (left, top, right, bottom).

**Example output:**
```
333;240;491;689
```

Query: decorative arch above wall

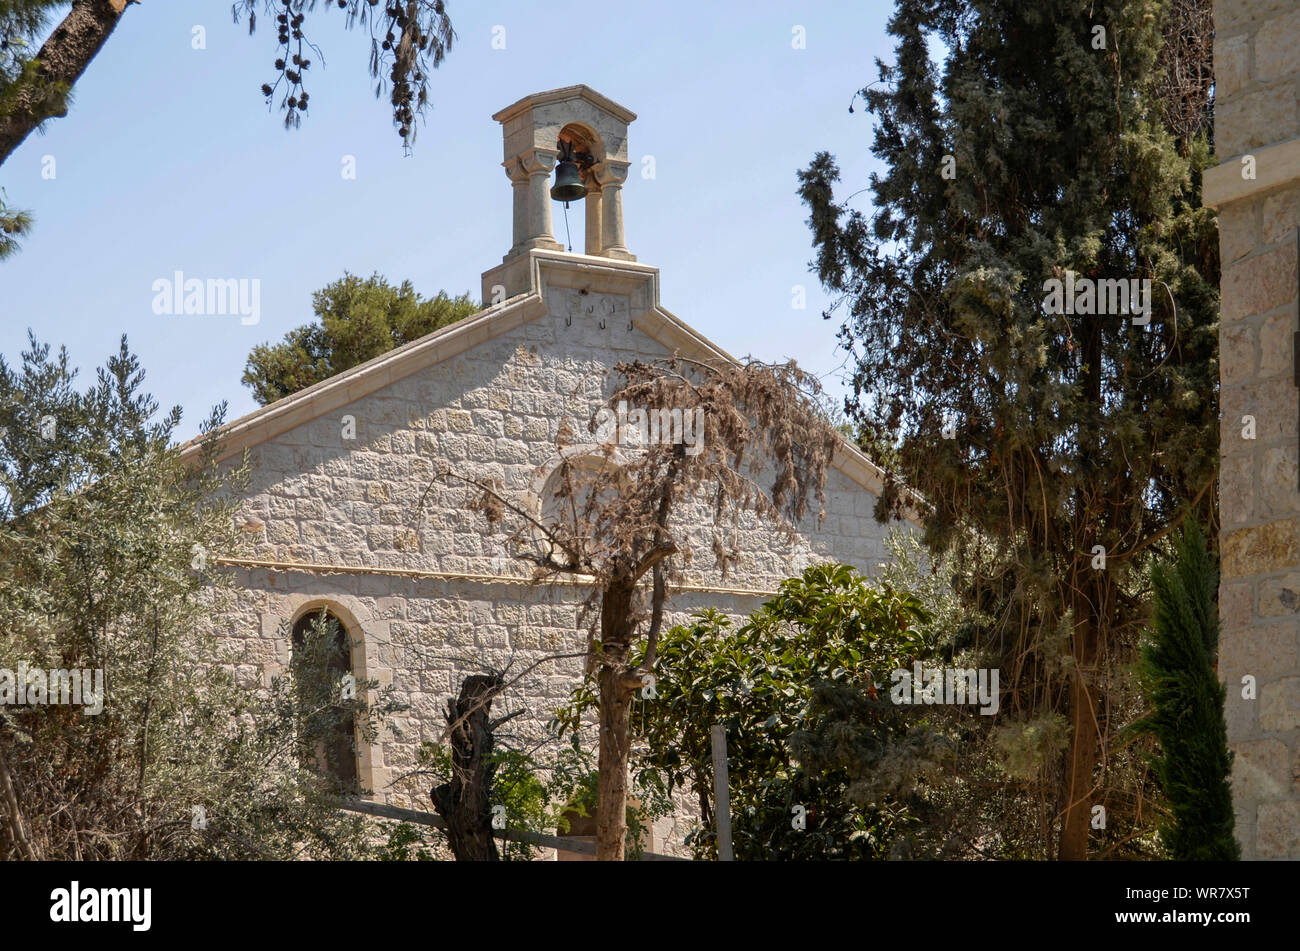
524;445;633;565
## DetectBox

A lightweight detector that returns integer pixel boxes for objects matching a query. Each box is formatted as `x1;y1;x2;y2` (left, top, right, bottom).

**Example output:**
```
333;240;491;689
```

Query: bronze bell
550;140;588;204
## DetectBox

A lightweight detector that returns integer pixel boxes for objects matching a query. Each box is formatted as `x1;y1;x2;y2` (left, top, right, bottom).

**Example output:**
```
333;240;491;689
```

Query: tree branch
631;541;676;581
0;747;37;860
422;466;597;577
0;0;133;167
435;650;588;746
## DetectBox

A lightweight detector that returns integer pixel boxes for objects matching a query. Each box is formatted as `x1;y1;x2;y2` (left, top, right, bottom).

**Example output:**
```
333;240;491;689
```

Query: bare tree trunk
595;651;635;861
1057;309;1107;862
431;673;503;861
595;577;639;861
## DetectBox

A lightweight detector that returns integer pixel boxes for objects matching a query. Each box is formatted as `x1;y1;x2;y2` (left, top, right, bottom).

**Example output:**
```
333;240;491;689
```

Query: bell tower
483;86;637;301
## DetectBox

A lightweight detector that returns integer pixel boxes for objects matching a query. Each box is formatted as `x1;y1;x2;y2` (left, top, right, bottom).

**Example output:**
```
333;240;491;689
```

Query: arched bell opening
554;122;606;255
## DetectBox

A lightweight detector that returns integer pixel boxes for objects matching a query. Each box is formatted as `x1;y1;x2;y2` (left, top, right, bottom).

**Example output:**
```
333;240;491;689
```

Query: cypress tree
1132;523;1238;860
800;0;1218;858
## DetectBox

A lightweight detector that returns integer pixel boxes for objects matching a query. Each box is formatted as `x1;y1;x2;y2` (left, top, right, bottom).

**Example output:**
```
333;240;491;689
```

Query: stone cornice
492;84;637;126
178;293;547;465
1204;135;1300;208
214;556;782;598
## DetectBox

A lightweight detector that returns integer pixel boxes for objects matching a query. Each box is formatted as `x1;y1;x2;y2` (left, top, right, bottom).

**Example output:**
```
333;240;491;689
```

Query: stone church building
1208;0;1300;859
187;86;905;853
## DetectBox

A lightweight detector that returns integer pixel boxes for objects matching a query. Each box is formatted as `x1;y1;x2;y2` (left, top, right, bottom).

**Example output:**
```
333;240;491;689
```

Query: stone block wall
1212;0;1300;859
200;278;901;856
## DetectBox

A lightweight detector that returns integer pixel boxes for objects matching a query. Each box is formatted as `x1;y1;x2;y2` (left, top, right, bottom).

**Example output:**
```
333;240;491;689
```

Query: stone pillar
595;160;634;260
585;183;604;256
1206;0;1300;861
522;147;562;252
506;157;529;251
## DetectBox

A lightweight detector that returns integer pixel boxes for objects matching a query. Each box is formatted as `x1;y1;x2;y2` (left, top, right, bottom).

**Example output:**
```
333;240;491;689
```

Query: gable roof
180;250;920;526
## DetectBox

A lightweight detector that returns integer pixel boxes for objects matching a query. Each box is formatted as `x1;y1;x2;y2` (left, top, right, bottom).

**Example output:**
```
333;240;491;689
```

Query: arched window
536;451;625;565
290;608;359;792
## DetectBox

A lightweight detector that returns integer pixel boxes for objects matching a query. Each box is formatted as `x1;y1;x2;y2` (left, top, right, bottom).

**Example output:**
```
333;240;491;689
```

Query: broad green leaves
556;563;942;860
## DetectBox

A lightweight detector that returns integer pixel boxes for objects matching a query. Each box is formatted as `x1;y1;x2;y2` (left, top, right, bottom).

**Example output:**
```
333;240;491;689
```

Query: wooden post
710;724;734;861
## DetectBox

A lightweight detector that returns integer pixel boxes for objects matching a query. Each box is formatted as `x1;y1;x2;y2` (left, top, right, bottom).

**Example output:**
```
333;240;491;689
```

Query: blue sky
1;0;896;441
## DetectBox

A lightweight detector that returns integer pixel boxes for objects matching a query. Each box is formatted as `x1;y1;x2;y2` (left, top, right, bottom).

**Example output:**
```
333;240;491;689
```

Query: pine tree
799;0;1218;858
0;2;458;255
0;0;61;256
242;272;479;405
1131;523;1238;860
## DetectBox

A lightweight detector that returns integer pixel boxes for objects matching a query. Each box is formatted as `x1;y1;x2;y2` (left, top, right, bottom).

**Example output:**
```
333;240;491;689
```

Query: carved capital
503;156;530;184
519;147;558;176
593;159;630;188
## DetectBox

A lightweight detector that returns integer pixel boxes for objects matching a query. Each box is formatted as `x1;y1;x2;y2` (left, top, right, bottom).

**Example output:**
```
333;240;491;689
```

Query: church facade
188;86;907;853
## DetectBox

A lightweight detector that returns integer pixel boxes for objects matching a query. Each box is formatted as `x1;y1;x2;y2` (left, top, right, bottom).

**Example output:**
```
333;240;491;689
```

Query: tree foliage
556;563;950;860
1130;522;1237;860
0;199;29;259
242;272;478;405
799;0;1218;859
0;334;403;859
234;0;456;145
410;729;668;861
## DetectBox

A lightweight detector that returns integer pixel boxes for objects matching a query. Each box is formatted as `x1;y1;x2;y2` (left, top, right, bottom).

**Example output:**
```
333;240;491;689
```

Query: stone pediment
180;248;908;516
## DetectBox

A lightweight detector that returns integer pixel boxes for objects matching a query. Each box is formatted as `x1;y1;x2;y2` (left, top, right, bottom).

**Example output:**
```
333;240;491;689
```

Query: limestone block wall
1211;0;1300;860
200;291;899;855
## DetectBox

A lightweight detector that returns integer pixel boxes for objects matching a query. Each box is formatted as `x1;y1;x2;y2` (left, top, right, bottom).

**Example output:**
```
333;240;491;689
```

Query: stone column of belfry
521;147;561;249
506;156;530;251
584;178;604;255
595;160;633;260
